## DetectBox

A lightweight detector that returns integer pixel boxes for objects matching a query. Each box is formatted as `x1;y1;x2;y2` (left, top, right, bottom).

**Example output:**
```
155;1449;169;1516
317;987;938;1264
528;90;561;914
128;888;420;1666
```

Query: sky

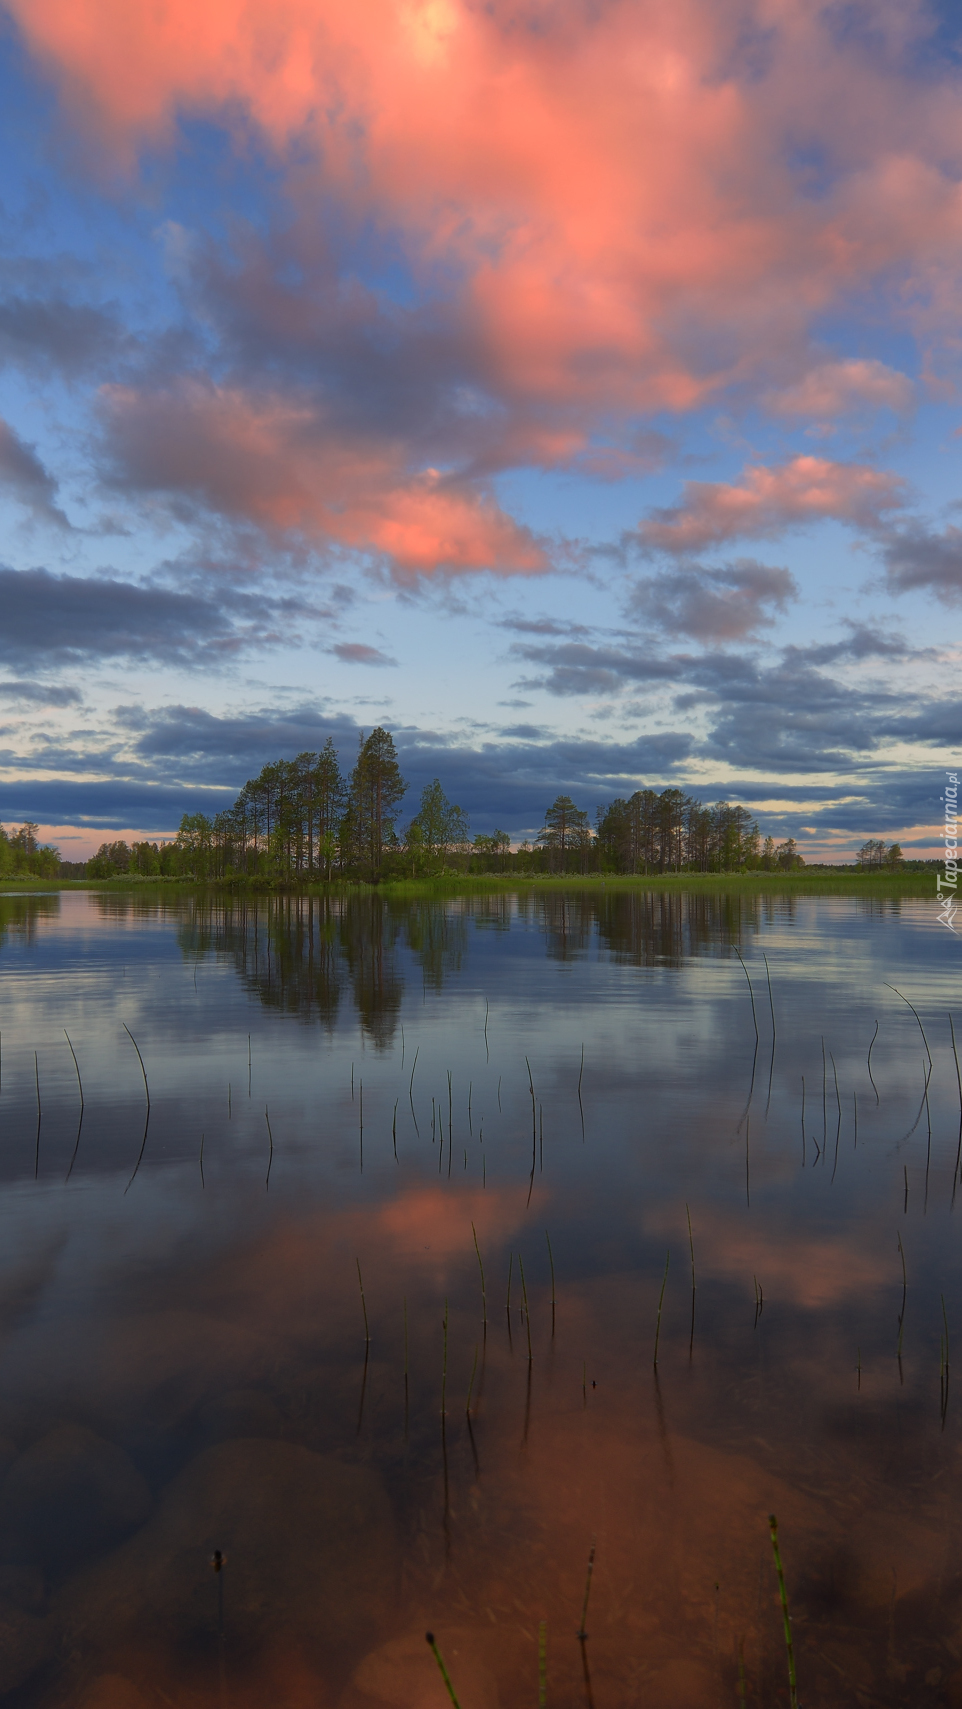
0;0;959;860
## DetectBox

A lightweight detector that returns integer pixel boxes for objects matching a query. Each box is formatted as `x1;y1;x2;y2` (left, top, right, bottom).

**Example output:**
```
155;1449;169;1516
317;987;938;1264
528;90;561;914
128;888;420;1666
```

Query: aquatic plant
426;1633;462;1709
768;1514;798;1709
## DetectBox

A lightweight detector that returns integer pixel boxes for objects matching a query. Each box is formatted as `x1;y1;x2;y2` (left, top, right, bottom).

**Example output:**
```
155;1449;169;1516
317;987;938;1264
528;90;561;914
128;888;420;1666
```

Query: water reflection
0;892;60;950
0;883;956;1708
68;884;885;1031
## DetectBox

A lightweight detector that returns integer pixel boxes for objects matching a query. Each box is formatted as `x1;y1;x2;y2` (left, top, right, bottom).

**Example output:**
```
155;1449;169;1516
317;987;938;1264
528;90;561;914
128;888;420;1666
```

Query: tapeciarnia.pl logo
938;770;958;933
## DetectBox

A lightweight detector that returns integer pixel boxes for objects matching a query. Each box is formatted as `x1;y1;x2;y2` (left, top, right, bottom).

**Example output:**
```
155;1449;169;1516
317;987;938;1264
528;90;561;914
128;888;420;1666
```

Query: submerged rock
0;1604;48;1697
0;1565;43;1612
0;1425;150;1575
644;1659;716;1707
196;1388;282;1446
59;1438;398;1664
77;1676;151;1709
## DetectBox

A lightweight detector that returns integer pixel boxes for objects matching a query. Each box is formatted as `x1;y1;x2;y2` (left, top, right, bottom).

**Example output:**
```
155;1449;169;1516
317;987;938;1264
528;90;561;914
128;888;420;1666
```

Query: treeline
79;726;807;882
0;823;61;879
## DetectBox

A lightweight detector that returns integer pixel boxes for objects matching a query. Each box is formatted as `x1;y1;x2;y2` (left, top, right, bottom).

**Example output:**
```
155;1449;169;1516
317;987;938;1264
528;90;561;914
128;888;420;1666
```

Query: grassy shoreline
0;870;938;899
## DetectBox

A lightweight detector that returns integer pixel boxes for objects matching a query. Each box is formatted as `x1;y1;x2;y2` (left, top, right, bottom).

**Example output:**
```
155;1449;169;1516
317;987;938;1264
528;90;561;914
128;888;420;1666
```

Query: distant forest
2;727;907;883
81;727;801;881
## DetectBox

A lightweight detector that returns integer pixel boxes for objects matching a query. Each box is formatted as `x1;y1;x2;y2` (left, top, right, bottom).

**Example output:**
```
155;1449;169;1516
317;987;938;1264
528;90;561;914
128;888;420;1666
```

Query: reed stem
63;1029;84;1111
768;1515;798;1709
33;1050;41;1180
472;1222;487;1333
441;1299;448;1415
409;1044;420;1135
426;1635;462;1709
357;1258;371;1346
123;1023;150;1110
897;1233;906;1361
686;1205;695;1358
577;1540;596;1639
519;1255;533;1364
867;1018;880;1104
763;952;776;1044
885;983;933;1070
951;1015;962;1201
653;1249;670;1368
731;943;759;1044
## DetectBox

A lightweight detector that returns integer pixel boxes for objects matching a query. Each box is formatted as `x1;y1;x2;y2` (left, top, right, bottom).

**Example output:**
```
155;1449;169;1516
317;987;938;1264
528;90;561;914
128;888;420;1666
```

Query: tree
858;839;886;869
86;840;133;878
885;842;903;869
407;779;470;871
344;728;406;879
491;829;511;872
538;795;590;871
2;822;61;877
174;814;214;878
312;739;347;878
774;837;804;870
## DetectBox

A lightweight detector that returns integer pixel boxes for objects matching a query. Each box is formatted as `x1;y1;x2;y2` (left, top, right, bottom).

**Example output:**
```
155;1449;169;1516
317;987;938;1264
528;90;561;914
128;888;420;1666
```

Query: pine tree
538;795;590;872
345;728;406;878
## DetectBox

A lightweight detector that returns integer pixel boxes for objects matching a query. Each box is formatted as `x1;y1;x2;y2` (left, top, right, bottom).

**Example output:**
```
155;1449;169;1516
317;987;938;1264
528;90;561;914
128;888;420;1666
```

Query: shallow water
0;884;959;1708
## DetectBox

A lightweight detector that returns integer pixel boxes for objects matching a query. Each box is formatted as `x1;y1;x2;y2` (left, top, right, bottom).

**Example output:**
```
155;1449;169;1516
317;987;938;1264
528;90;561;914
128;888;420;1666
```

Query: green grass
371;870;936;899
0;869;938;898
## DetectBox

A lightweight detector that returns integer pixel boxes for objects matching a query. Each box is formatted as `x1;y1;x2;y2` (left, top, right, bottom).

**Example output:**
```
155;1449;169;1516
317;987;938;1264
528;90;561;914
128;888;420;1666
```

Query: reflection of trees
515;887;789;967
171;893;408;1047
593;889;773;966
530;891;595;962
854;895;903;919
392;899;468;991
80;882;837;1034
0;893;60;952
337;895;404;1048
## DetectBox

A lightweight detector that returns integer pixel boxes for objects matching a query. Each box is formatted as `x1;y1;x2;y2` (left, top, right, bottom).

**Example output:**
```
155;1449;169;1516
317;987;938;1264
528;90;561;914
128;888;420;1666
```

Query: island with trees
0;727;915;885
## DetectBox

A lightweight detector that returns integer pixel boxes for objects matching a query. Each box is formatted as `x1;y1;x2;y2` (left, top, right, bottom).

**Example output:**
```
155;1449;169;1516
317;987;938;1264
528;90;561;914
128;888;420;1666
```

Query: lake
0;884;958;1709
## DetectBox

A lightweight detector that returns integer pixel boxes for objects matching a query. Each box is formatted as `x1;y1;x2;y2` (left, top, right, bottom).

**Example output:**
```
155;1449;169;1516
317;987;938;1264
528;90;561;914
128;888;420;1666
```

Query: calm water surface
0;886;959;1709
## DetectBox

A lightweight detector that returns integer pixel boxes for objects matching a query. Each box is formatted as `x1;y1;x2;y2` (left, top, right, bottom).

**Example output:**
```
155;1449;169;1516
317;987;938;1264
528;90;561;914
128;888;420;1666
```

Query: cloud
100;379;549;579
0;565;306;664
0;778;235;830
878;522;962;603
10;0;962;442
638;457;907;555
109;702;695;817
511;640;680;698
0;419;70;527
329;642;396;666
498;615;592;639
511;625;952;773
0;693;950;845
766;359;914;421
0;679;82;706
0;293;124;375
630;560;796;641
124;703;360;772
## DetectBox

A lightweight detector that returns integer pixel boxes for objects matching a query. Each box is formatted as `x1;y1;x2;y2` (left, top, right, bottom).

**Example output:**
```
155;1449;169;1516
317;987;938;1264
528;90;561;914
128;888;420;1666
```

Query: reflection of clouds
646;1206;889;1309
374;1183;532;1260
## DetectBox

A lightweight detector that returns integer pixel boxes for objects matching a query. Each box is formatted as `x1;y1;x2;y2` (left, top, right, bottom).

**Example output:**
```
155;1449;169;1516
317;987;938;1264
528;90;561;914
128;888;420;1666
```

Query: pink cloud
100;379;547;578
766;359;915;420
10;0;962;422
638;455;908;554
